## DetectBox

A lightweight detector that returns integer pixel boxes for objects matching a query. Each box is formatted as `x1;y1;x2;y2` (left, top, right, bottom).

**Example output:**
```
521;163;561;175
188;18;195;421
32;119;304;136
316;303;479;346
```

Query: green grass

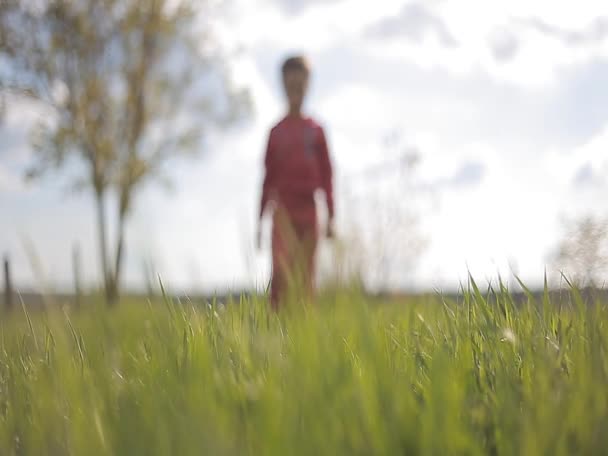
1;282;608;455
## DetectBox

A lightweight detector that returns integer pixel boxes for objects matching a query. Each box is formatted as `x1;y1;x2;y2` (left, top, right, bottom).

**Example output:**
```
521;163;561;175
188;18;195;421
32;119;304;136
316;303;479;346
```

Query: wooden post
4;255;12;311
143;257;155;299
73;244;82;308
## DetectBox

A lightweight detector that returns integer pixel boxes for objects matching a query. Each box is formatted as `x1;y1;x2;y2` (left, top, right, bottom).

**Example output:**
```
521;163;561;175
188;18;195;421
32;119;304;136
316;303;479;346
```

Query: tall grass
1;282;607;455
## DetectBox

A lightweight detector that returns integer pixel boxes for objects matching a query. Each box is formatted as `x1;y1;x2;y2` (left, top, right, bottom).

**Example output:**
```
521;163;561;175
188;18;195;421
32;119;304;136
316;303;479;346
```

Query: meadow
1;280;607;455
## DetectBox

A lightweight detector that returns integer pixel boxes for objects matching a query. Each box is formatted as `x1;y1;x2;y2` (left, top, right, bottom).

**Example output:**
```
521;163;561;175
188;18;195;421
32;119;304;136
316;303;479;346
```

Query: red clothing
270;212;318;310
260;115;334;308
260;116;334;224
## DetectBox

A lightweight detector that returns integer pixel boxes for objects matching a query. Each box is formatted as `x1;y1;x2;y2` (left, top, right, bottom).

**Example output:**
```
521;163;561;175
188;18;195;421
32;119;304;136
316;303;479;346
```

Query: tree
0;0;250;303
0;0;28;119
554;215;608;287
330;130;430;293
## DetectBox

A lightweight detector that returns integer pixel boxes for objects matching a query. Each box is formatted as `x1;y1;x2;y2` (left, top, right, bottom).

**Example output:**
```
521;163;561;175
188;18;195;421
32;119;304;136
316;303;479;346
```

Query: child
257;55;335;310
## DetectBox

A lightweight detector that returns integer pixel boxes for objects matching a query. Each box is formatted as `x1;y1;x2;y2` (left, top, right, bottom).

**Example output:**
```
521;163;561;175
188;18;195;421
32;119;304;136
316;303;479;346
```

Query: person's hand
326;220;335;239
256;226;262;251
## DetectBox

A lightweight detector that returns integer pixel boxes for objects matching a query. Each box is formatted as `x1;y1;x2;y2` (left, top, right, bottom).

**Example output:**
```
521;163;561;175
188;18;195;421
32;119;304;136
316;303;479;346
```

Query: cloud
489;28;520;62
547;123;608;201
0;164;24;193
356;1;608;87
446;161;486;187
0;126;27;154
572;162;594;187
483;15;608;77
417;160;486;192
365;2;458;48
274;0;345;16
520;16;608;47
0;95;44;166
0;111;33;193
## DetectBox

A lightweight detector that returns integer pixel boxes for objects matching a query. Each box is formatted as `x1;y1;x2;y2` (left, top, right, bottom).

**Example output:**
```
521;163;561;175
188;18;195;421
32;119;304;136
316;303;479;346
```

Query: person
257;55;335;310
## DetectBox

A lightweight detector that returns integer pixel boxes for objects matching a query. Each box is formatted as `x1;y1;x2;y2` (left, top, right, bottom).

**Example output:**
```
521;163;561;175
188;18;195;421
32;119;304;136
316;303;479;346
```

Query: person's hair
281;55;310;77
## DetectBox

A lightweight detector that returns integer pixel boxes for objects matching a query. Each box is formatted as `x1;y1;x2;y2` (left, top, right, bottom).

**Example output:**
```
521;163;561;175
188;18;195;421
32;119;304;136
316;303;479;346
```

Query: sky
1;0;607;294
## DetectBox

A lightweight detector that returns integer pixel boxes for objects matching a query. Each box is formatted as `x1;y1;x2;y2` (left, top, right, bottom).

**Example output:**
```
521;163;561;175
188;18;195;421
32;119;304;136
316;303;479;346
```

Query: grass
1;281;608;455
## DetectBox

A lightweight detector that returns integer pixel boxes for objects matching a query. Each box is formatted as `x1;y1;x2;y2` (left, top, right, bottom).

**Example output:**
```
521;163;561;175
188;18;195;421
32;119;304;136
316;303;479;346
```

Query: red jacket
260;116;334;225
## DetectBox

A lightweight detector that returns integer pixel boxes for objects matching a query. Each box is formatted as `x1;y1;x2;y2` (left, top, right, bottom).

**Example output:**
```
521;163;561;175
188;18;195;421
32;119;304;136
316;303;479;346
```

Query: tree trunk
94;189;113;305
73;243;82;308
3;255;12;312
112;211;127;304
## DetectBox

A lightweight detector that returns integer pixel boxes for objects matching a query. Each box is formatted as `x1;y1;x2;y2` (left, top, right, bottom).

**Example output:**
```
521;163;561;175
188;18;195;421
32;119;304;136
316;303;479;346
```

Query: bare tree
554;215;608;287
0;0;250;303
332;131;429;293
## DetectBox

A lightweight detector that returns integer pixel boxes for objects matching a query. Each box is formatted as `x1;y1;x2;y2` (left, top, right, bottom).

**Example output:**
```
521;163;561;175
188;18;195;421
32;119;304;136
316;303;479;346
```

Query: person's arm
317;127;335;237
260;129;277;219
258;130;276;248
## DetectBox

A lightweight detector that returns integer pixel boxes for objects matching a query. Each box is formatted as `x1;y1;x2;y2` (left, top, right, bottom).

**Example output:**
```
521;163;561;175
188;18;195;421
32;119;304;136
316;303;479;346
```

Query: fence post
4;255;12;311
73;243;82;308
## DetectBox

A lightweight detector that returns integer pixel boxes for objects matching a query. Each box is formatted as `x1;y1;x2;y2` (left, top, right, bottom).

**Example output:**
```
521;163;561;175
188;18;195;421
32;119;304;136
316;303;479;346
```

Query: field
1;282;608;455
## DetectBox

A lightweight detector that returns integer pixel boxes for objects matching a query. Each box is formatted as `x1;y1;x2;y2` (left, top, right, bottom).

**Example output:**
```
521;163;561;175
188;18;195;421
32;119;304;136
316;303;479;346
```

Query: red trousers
270;211;319;310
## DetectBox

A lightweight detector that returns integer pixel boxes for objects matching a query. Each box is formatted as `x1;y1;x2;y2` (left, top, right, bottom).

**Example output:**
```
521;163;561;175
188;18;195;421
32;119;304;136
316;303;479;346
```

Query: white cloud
357;0;608;87
366;2;458;47
0;164;24;192
230;0;404;53
272;0;345;16
545;124;608;208
0;95;53;173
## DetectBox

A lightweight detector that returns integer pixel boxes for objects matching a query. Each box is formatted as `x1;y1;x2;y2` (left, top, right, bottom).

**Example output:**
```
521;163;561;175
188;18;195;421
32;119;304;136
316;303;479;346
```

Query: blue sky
1;0;607;293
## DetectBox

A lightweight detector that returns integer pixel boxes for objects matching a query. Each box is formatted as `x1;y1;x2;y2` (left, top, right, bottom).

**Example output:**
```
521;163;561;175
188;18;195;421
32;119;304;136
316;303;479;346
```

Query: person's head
281;55;310;115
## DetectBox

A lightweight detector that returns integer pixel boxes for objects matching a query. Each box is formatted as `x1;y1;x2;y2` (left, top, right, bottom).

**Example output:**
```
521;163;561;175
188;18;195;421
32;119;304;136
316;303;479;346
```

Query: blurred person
257;55;335;310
